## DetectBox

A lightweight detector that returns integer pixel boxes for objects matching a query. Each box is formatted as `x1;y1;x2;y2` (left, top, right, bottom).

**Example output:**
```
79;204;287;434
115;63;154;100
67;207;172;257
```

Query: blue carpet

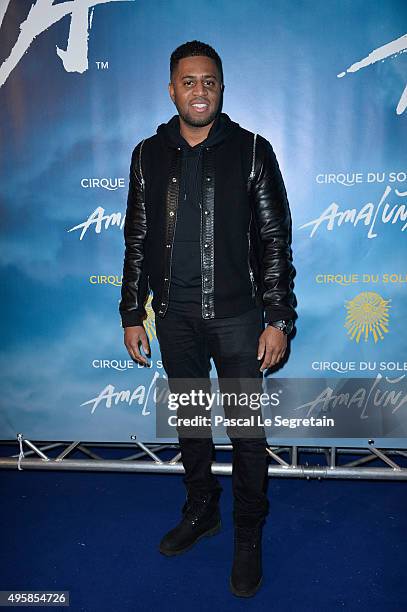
0;446;406;611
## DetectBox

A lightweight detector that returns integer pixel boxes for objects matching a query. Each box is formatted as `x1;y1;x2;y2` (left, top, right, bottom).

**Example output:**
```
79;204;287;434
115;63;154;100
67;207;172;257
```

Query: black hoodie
159;112;237;316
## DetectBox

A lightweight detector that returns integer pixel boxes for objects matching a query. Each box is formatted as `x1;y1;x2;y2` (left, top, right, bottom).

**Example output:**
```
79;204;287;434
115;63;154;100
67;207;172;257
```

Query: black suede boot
159;490;221;556
230;518;264;597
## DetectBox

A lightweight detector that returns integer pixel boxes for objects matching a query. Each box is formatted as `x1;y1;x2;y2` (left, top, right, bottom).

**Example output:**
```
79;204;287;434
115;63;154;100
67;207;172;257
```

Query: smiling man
119;40;296;598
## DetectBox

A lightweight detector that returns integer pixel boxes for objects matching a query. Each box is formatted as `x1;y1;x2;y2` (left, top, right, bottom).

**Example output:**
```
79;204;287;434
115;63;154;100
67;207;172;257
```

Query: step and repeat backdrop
0;0;406;446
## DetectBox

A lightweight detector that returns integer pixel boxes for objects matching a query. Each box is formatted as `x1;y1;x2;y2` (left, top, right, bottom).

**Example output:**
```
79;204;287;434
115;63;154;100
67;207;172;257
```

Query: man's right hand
123;325;151;366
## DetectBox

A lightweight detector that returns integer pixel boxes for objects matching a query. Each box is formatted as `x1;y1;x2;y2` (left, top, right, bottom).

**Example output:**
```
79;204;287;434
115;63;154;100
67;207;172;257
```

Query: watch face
285;320;294;334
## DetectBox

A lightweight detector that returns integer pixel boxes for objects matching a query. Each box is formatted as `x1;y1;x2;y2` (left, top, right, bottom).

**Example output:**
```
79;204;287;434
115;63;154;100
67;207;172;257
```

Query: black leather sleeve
251;136;296;324
119;142;149;328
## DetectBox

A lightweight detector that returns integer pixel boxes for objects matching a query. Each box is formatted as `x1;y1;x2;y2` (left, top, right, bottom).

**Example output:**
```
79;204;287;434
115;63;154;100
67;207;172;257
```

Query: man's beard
175;98;221;128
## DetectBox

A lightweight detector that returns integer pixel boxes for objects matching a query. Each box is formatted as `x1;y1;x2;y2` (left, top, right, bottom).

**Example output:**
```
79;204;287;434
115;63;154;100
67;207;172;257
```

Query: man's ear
168;81;175;102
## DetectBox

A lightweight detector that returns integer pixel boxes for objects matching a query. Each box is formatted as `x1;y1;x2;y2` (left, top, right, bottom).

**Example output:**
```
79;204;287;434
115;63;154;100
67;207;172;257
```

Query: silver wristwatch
268;319;294;335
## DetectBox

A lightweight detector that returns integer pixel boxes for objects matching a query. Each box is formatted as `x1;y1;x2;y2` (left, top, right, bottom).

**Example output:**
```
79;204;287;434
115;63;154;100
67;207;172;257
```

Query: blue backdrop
0;0;406;445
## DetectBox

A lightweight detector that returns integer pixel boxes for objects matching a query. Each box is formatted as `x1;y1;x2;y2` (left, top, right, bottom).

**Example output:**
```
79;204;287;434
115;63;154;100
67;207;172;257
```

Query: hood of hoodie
156;111;240;151
156;112;240;211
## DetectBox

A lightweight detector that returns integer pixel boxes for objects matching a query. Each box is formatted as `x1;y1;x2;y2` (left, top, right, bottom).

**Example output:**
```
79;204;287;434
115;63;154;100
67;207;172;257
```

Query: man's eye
183;80;215;87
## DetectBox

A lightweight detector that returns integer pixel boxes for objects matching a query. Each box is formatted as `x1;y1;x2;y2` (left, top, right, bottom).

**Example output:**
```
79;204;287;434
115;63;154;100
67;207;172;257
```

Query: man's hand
123;325;151;366
257;326;287;372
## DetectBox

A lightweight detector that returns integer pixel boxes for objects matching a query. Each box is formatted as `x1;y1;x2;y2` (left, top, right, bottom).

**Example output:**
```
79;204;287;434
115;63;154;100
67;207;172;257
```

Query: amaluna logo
0;0;133;89
67;206;125;239
299;185;407;238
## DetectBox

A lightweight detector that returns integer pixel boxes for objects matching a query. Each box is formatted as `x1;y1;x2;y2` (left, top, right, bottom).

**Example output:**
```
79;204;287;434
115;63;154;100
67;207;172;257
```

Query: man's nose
193;80;207;96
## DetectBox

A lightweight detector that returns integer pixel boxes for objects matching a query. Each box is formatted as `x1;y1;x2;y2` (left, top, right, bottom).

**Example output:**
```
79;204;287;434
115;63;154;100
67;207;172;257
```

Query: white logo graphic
0;0;133;89
338;33;407;115
299;185;407;238
67;206;125;239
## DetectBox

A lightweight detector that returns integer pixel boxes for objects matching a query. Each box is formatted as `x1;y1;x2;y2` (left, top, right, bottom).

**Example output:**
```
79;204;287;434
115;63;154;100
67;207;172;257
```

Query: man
119;40;296;598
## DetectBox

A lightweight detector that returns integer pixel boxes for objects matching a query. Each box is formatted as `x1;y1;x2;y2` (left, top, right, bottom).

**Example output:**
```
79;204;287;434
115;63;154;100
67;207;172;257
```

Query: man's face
168;55;223;127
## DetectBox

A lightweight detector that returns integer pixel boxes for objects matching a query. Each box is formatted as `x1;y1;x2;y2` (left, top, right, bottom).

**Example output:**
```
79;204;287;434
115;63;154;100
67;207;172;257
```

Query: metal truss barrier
0;436;406;480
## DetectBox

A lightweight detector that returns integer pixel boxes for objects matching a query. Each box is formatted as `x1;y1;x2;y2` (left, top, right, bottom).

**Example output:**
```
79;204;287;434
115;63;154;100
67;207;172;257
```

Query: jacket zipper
247;214;256;298
199;145;206;318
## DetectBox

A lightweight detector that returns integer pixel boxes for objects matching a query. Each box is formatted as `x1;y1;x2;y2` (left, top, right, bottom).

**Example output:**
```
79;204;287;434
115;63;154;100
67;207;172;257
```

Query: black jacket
165;111;244;316
119;112;296;328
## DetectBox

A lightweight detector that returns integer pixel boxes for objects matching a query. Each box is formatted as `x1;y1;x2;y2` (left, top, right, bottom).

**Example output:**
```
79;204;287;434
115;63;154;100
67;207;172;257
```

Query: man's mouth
191;102;209;113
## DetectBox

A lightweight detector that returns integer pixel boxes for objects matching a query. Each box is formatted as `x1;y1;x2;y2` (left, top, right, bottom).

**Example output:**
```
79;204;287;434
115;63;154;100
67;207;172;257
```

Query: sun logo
344;291;391;343
144;293;156;342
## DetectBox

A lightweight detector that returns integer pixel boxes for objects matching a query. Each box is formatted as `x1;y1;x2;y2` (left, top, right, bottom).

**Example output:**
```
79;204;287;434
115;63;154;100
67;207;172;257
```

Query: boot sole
159;520;221;557
229;575;263;598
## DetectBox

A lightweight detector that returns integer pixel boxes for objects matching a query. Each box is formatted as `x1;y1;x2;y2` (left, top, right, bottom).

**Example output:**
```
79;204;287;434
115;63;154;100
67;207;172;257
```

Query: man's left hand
257;326;287;372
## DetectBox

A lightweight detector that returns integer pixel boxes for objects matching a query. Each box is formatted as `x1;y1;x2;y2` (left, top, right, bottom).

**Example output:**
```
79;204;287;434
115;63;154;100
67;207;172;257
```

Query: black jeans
155;305;270;526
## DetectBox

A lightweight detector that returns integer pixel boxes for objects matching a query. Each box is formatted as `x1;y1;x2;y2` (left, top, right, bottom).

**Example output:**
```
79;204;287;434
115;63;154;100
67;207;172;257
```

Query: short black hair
170;40;224;85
